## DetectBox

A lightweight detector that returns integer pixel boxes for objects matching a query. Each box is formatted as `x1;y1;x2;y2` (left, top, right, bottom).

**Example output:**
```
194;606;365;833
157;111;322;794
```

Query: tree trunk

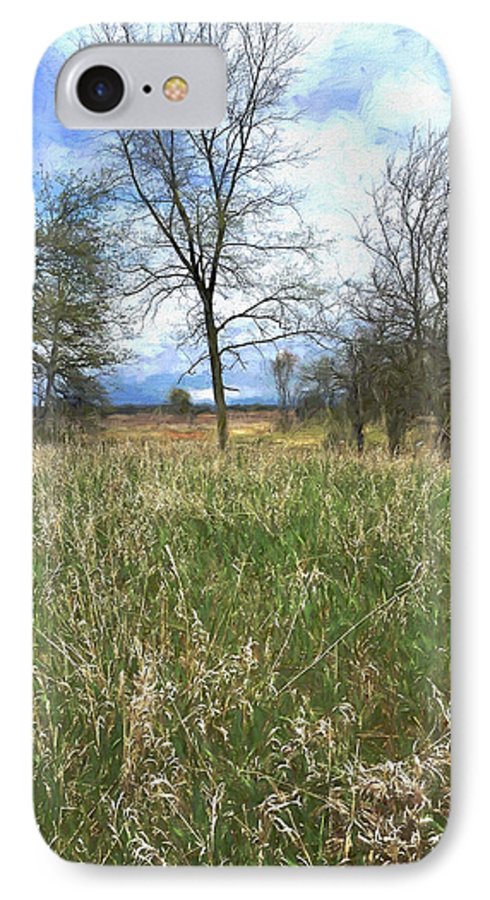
279;404;289;432
387;412;404;456
38;359;57;436
437;420;451;459
214;371;228;451
204;303;228;450
355;421;364;455
39;291;63;430
41;369;55;419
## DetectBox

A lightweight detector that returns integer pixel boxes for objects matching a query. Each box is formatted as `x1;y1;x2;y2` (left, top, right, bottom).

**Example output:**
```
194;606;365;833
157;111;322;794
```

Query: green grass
33;440;450;865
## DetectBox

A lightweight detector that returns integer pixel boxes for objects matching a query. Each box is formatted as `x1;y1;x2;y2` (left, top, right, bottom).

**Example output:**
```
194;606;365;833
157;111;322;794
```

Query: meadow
33;418;450;865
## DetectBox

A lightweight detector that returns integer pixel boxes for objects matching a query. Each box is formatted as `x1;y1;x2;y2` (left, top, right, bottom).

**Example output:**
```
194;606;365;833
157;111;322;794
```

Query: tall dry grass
33;441;450;864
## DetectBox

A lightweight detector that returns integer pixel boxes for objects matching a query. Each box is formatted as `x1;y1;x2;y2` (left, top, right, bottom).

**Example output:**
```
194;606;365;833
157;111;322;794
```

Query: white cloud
363;69;451;134
189;388;216;403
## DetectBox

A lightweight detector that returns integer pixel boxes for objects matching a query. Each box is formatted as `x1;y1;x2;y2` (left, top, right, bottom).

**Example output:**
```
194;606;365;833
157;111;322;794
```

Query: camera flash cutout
163;76;189;102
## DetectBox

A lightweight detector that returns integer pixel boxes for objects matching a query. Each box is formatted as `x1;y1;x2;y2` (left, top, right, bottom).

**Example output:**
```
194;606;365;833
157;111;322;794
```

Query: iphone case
33;23;450;865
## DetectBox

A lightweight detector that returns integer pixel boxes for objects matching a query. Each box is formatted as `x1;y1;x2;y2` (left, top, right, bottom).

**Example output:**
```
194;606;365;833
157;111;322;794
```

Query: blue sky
34;23;450;406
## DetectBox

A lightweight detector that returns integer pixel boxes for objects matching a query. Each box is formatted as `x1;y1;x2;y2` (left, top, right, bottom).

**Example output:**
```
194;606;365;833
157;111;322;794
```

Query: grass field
33;422;450;865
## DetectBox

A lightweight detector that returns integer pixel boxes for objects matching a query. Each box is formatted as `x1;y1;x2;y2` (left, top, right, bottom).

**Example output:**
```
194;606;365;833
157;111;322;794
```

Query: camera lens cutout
76;66;124;113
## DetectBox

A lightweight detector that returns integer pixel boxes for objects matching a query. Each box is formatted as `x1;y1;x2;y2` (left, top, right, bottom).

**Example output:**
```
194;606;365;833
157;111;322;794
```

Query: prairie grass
33;439;450;865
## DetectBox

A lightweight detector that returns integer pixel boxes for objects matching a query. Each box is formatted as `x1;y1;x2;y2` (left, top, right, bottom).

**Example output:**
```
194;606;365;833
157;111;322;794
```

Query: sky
33;23;450;406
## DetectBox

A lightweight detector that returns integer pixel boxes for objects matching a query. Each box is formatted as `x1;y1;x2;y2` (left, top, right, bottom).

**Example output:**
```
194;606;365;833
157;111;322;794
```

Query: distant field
33;434;450;864
98;409;436;452
100;409;280;444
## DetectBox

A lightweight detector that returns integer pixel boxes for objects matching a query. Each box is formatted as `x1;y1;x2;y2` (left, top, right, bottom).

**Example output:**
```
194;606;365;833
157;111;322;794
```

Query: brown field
100;409;280;444
98;409;439;455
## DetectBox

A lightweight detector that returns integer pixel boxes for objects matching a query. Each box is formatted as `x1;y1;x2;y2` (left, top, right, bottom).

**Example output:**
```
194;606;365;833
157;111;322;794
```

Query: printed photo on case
33;22;450;865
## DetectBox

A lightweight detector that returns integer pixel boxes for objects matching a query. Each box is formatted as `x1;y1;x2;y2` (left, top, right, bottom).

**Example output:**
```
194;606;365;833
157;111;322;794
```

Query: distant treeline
101;402;278;416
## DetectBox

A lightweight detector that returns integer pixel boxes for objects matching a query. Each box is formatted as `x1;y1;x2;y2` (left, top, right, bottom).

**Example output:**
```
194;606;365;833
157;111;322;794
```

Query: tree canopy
33;169;131;426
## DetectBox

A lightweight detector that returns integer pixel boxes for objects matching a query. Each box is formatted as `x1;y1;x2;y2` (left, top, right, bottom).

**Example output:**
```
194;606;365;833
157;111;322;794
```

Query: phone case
33;23;450;865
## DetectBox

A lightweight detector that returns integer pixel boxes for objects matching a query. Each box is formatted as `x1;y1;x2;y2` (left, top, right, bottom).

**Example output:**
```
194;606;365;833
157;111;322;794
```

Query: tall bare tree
90;23;321;448
271;349;298;429
342;128;449;454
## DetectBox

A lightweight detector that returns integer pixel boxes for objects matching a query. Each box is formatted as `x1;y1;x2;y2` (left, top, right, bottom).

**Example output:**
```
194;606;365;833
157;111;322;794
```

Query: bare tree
88;23;322;449
299;355;335;402
271;349;298;429
330;337;379;453
342;128;449;454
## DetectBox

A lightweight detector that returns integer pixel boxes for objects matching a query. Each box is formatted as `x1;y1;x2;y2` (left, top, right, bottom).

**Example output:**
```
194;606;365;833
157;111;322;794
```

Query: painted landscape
33;23;450;864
